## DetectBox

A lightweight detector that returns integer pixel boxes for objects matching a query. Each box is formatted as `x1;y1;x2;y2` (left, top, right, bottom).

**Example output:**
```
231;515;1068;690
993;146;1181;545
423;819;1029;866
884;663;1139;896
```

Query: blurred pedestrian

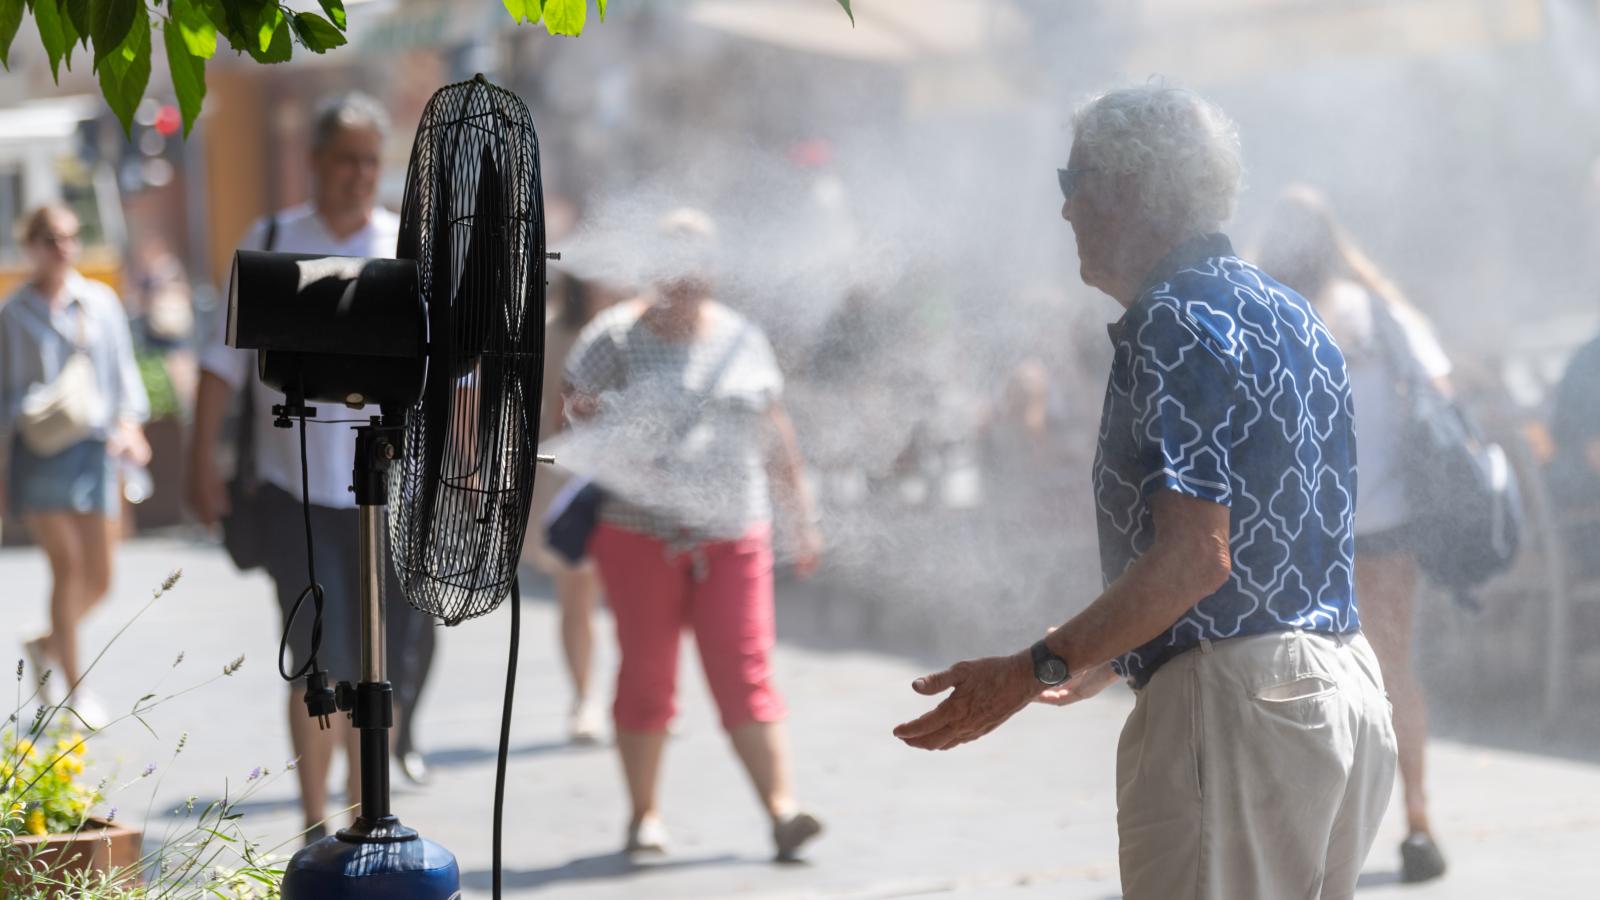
895;86;1396;900
563;208;825;861
0;203;150;727
127;233;198;405
524;257;621;744
185;93;436;841
1257;184;1452;884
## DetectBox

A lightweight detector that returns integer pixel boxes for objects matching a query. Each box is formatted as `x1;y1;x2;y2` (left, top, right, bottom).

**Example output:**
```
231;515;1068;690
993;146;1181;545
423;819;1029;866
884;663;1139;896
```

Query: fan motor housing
228;250;428;409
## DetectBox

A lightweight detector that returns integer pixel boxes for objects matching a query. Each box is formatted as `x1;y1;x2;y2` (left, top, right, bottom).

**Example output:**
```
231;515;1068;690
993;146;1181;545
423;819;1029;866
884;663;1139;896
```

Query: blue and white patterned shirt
1093;234;1360;687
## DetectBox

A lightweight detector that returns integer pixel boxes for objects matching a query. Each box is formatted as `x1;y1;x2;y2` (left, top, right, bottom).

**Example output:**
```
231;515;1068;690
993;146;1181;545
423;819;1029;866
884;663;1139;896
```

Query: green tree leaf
169;0;216;59
33;0;71;81
836;0;854;25
502;0;541;26
542;0;584;36
290;11;344;53
246;4;291;63
198;0;248;48
91;0;137;67
164;16;206;136
255;4;280;53
0;0;24;72
597;0;607;21
66;0;90;48
318;0;346;31
97;3;151;137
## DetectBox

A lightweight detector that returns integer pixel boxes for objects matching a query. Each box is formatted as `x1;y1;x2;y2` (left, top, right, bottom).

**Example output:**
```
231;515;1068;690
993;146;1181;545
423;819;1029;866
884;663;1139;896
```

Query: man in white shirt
187;93;434;841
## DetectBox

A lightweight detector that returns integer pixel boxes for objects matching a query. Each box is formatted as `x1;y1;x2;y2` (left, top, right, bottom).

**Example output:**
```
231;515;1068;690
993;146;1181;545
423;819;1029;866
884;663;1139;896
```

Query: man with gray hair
895;85;1396;898
188;92;436;841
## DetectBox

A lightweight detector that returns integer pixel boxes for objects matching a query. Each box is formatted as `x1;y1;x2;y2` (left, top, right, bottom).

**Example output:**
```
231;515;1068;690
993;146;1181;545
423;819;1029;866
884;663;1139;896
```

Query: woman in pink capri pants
562;208;825;862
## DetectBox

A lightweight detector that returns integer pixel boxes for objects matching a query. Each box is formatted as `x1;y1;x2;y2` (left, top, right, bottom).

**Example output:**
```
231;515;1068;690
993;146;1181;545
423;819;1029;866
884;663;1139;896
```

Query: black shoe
397;749;430;786
1400;832;1447;883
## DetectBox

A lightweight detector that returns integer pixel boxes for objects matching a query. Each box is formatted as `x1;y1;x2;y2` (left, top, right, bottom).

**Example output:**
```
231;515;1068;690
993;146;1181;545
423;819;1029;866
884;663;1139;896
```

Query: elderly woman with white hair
895;85;1397;899
563;208;824;861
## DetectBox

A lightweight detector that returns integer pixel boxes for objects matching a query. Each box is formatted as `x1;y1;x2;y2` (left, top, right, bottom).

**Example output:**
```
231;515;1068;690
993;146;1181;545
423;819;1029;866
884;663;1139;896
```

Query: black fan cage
389;75;546;624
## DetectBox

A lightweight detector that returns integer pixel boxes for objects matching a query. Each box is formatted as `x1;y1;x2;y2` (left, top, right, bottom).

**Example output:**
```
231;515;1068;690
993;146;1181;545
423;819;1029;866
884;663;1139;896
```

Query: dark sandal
1400;832;1447;883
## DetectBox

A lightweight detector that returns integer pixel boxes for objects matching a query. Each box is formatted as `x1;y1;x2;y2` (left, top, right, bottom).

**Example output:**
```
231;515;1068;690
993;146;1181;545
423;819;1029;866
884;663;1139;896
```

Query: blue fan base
281;833;460;899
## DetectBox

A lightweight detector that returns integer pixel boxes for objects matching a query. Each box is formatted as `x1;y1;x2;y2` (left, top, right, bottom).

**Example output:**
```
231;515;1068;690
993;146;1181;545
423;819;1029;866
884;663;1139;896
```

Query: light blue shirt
0;271;150;456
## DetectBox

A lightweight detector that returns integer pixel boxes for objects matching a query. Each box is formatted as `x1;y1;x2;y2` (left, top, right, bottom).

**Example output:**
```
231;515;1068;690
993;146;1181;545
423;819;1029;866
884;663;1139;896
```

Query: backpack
1370;298;1523;606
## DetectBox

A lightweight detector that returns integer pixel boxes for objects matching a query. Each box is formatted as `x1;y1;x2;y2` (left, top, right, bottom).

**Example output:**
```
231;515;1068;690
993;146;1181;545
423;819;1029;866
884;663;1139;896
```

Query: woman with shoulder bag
0;204;151;726
1258;185;1451;884
562;208;825;862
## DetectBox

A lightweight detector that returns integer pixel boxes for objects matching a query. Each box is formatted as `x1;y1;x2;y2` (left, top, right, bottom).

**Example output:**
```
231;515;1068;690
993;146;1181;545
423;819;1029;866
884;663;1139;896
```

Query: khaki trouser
1116;630;1397;900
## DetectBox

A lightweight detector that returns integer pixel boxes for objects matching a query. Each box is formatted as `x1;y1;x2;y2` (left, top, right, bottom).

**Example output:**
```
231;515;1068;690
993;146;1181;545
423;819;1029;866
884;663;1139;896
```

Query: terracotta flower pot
3;818;142;892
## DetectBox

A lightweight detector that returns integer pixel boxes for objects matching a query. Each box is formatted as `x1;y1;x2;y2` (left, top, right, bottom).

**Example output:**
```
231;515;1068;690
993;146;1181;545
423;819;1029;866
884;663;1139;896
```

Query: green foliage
0;0;851;140
247;4;290;63
66;0;92;47
32;0;72;80
0;0;24;71
0;571;287;898
502;0;538;26
136;351;181;420
317;0;345;31
90;0;137;66
96;3;151;138
169;0;216;59
1;723;102;837
289;11;344;54
542;0;585;35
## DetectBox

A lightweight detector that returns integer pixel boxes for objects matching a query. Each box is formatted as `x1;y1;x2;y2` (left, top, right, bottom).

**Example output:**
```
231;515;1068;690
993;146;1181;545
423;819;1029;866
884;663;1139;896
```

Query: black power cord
492;576;521;899
276;411;337;726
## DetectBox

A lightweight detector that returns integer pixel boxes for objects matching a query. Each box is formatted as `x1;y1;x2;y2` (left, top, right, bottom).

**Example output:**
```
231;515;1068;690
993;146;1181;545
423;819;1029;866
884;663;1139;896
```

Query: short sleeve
745;328;784;404
564;317;624;395
1125;302;1235;506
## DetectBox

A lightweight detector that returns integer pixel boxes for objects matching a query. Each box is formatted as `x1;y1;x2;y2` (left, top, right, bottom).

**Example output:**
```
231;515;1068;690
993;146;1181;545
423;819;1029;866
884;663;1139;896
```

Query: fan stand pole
280;417;460;899
336;420;413;842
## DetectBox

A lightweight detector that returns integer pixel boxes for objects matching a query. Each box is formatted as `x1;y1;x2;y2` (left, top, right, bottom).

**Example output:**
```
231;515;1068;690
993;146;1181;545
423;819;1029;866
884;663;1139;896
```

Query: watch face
1038;658;1069;685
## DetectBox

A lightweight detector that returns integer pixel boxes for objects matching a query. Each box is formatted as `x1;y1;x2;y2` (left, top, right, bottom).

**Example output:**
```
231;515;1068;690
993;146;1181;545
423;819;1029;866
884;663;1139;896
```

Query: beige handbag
18;306;107;456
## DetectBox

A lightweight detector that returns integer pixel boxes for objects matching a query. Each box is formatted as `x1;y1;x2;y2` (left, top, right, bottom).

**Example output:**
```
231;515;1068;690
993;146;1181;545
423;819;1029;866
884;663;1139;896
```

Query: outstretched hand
893;652;1037;751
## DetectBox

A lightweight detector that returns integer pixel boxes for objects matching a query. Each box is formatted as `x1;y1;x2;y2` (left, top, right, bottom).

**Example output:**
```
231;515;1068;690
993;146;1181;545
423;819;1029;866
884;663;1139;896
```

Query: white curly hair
1071;85;1244;235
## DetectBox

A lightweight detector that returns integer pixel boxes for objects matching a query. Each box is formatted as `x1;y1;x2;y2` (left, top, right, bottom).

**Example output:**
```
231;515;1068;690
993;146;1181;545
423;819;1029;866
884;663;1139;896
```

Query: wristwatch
1030;639;1070;686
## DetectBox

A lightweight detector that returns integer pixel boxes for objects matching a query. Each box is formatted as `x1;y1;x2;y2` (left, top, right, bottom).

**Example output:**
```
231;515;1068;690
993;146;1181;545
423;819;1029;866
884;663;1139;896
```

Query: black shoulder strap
1366;293;1426;394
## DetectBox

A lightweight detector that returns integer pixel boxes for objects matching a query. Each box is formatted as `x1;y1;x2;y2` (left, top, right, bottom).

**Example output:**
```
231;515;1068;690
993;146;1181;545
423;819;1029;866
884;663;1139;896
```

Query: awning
686;0;1030;64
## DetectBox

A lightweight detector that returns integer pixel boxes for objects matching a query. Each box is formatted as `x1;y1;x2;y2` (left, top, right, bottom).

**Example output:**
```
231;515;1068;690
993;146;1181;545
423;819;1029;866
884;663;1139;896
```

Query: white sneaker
568;704;603;746
624;816;669;855
23;637;55;704
63;689;110;731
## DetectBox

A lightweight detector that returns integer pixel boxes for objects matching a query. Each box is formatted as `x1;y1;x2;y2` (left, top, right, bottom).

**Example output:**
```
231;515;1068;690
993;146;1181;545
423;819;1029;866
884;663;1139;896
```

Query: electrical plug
303;670;337;730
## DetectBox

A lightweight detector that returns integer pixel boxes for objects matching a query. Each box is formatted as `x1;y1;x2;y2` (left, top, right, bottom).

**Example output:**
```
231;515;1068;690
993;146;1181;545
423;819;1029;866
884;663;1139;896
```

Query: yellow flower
68;733;86;756
15;738;35;759
25;806;47;835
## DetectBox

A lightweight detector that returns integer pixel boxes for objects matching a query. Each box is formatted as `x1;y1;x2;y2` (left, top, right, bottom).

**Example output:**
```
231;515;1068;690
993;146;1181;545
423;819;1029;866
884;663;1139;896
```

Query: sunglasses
1057;167;1093;203
37;231;80;247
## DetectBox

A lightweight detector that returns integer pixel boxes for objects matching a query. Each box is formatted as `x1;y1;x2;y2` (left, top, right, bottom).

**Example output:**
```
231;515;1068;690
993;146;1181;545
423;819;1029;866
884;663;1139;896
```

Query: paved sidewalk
3;537;1597;897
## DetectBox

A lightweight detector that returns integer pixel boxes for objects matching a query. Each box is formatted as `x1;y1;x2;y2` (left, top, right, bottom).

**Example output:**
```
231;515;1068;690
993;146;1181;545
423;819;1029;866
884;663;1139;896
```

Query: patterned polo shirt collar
1106;233;1236;346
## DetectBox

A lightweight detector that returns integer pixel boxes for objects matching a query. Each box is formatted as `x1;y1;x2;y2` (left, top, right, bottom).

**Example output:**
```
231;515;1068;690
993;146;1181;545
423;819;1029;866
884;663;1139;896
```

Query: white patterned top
564;301;783;544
